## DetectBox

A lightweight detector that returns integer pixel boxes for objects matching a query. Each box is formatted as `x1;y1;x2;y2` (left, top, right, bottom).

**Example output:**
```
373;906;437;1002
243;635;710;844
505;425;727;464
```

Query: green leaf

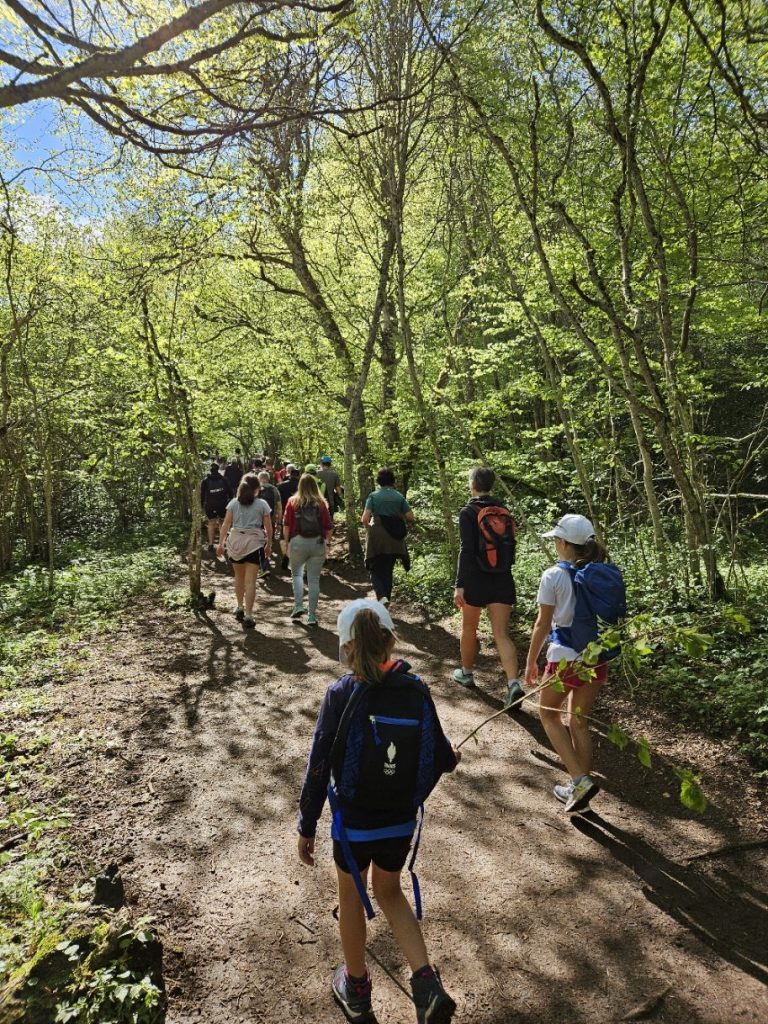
677;769;708;813
606;723;630;750
636;737;652;768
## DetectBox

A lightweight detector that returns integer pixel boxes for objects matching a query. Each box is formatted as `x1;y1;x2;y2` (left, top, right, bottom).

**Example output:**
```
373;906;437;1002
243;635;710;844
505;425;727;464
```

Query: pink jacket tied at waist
225;526;266;560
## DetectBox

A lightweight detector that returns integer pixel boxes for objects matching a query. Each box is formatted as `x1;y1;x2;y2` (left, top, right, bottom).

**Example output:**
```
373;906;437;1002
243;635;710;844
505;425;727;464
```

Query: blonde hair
293;473;324;508
345;609;394;682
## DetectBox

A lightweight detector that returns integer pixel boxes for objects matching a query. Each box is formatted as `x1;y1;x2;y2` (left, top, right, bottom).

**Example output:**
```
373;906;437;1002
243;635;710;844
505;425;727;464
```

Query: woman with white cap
524;514;611;812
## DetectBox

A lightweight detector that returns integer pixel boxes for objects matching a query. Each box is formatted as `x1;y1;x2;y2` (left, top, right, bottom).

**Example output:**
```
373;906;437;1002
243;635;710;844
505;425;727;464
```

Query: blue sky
2;99;115;211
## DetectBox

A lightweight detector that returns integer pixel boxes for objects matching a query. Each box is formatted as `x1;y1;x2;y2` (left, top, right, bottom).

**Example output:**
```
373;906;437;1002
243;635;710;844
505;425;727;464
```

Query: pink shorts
545;661;608;690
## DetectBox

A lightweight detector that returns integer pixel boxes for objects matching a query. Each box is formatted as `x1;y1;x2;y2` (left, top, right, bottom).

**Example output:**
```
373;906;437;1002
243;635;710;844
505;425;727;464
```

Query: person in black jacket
452;466;524;711
200;463;233;551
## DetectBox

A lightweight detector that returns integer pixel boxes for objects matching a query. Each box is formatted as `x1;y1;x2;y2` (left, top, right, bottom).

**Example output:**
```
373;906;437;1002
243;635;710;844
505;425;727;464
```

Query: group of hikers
201;456;625;1024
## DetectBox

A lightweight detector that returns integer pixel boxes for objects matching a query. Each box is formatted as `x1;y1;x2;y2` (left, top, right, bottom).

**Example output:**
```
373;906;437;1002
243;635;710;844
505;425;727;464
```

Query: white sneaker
379;596;390;607
553;781;574;805
565;775;600;812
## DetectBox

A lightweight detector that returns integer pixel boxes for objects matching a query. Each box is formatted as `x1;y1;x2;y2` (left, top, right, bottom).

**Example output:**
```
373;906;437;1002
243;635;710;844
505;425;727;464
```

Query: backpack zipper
368;715;419;744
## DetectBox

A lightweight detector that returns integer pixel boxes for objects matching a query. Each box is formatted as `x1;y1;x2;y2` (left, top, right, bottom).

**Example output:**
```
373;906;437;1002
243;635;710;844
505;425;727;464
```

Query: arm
453;507;475;608
297;680;352;843
361;508;373;527
283;500;295;540
525;604;555;685
216;509;233;556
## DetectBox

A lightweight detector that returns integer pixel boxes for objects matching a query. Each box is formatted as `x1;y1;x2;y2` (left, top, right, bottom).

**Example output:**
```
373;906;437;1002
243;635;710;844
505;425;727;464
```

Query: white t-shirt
537;563;578;663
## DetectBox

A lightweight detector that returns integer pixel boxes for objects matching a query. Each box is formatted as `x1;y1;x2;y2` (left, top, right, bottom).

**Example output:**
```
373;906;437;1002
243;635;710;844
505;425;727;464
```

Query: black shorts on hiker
333;836;412;874
206;509;225;522
463;573;516;608
230;549;263;565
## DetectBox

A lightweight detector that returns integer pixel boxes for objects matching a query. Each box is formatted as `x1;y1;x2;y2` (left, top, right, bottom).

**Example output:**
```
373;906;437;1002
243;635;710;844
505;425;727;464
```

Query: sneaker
331;965;374;1023
243;616;255;629
565;774;600;812
553;781;574;805
290;606;306;619
307;614;318;627
505;680;525;715
410;966;456;1024
234;607;245;621
260;568;271;579
453;667;475;688
378;595;390;607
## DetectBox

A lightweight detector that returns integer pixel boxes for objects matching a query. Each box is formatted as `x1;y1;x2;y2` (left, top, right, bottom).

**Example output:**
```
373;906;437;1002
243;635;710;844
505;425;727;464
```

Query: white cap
542;514;596;545
337;599;396;661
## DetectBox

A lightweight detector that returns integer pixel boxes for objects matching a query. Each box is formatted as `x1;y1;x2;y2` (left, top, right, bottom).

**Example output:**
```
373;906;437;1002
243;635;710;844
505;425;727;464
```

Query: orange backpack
475;505;517;573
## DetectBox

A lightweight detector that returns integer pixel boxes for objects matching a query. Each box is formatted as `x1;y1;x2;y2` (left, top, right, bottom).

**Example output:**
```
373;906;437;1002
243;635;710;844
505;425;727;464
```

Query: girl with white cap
524;514;611;812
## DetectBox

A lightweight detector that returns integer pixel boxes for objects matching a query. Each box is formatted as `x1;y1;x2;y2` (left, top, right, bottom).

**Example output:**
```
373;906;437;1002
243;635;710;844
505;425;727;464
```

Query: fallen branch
620;986;670;1020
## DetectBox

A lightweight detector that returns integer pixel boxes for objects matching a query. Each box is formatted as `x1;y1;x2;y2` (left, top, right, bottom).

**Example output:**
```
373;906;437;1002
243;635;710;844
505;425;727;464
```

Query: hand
298;835;315;866
452;744;462;764
453;588;465;609
216;543;225;558
265;545;273;558
525;662;539;686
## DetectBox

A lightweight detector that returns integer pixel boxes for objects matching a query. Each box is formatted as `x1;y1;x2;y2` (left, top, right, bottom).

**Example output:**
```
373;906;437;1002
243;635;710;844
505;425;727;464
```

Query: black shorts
463;572;516;608
333;836;412;874
206;510;225;522
230;549;262;565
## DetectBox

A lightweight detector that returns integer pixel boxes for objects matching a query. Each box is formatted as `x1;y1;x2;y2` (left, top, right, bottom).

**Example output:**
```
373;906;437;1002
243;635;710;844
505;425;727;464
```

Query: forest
1;2;767;1023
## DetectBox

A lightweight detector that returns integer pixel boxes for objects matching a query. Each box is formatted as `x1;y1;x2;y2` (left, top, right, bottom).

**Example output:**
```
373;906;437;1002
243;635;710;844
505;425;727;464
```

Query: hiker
297;599;460;1024
283;472;332;627
217;474;273;628
318;455;343;518
277;465;301;571
224;457;243;493
303;463;327;499
200;462;233;552
361;468;413;607
452;467;525;711
524;514;626;812
258;470;283;574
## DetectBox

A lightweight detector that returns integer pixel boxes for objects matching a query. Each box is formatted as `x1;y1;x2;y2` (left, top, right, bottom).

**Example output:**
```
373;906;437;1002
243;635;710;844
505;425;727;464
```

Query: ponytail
345;609;393;683
571;538;607;568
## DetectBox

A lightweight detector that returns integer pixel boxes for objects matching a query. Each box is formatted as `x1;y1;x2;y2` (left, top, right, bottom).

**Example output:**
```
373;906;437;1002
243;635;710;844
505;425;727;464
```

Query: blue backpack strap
407;804;425;921
327;782;376;920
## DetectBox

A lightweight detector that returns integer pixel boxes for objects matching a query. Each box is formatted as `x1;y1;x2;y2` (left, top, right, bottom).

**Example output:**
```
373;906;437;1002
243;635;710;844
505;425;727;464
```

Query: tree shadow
571;811;768;985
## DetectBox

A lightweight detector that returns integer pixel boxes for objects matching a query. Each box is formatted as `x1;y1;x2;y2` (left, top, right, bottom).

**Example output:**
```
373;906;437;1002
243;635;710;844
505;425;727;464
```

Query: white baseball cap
337;599;396;661
542;514;596;545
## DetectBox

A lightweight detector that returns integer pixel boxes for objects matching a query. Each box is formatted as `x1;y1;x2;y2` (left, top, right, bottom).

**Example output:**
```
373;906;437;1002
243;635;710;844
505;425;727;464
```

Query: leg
459;603;482;671
289;540;307;611
368;555;386;600
305;547;325;617
243;562;259;616
381;554;396;600
232;562;245;608
486;603;519;679
370;865;428;973
336;865;369;978
207;518;216;546
565;676;604;777
539;680;582;778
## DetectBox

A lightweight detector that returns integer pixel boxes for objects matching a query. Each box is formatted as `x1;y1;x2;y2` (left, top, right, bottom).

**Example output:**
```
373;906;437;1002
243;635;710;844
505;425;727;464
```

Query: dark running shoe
332;965;374;1023
505;679;525;715
234;607;245;621
243;616;255;629
410;966;456;1024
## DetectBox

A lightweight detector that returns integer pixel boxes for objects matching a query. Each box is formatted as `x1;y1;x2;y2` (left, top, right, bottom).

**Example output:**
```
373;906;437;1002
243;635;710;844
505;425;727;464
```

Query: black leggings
368;554;397;600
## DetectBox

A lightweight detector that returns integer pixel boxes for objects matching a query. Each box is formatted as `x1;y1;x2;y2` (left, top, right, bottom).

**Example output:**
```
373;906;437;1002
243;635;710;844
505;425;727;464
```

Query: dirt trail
54;556;767;1024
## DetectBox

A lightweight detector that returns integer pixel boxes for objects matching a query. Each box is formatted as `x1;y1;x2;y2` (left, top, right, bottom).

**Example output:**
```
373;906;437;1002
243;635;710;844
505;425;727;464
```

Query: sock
237;605;244;611
507;678;522;687
461;666;473;675
412;964;436;981
345;969;369;989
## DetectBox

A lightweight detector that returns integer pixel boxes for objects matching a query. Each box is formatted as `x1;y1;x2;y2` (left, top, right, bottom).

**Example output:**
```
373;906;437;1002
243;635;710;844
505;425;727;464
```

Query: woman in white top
217;474;273;628
524;514;609;813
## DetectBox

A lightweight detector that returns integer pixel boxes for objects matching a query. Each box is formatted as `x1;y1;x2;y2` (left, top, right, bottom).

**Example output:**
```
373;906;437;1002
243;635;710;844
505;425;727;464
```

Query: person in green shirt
361;468;414;606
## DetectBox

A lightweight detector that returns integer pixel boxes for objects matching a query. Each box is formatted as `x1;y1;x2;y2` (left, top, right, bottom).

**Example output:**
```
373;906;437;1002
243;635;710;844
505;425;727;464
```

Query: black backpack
328;663;447;920
295;503;322;537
